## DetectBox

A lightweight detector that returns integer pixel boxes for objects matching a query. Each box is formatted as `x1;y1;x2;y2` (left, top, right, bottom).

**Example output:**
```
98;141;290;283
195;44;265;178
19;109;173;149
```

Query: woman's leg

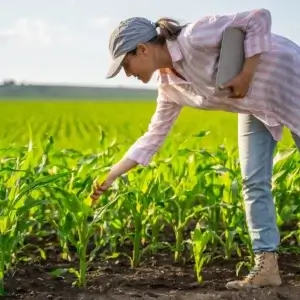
226;114;282;290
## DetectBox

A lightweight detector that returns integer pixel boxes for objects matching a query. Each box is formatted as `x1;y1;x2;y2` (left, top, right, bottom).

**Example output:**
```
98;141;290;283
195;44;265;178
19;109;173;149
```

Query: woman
91;9;300;290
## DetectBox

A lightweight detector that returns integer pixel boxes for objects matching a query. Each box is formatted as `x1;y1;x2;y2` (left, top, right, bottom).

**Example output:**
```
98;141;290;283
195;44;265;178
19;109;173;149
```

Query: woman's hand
90;178;115;202
220;71;253;98
90;157;138;203
220;53;261;99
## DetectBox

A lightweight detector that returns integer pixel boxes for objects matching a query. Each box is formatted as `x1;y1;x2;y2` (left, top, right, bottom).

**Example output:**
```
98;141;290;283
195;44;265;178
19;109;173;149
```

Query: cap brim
106;54;126;79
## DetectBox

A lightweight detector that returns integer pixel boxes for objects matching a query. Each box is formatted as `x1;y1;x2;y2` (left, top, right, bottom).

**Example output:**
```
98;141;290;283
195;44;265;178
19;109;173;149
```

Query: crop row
0;131;299;295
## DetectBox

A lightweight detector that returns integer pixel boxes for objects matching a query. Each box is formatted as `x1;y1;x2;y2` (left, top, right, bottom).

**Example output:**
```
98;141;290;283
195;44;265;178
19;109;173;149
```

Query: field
0;100;300;300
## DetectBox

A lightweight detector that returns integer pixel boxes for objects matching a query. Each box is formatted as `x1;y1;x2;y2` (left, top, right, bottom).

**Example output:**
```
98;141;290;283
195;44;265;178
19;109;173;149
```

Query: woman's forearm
106;158;138;181
242;54;261;77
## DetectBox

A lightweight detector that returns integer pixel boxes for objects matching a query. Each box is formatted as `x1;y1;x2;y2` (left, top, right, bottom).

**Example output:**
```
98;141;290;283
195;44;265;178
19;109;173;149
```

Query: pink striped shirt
124;9;300;166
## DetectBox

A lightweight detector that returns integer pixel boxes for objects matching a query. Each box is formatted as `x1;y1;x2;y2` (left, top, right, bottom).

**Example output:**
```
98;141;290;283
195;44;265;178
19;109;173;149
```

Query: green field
0;100;299;299
0;100;295;150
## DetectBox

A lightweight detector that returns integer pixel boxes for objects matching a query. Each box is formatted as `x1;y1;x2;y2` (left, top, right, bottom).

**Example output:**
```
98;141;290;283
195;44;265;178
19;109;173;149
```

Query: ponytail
154;18;185;41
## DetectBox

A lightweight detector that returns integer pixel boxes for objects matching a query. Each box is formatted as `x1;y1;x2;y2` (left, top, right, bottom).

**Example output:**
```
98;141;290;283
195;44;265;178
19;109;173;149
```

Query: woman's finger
229;89;240;98
92;189;102;197
95;181;107;191
90;182;105;199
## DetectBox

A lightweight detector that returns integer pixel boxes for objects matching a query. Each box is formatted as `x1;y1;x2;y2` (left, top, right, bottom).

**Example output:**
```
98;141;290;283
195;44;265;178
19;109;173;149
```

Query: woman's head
106;17;185;83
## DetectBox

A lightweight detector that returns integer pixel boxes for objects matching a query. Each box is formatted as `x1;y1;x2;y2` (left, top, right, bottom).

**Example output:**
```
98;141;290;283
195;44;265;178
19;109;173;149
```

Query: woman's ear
136;43;149;56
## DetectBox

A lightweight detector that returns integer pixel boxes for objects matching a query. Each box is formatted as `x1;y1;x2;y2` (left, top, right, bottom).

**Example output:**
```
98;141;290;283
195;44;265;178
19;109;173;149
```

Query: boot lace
244;252;265;282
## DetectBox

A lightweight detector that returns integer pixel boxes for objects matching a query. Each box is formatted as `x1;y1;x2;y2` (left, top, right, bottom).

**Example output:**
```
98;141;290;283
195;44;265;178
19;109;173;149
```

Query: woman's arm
242;53;262;76
124;95;182;167
90;89;182;200
104;94;182;183
188;8;272;59
187;9;272;97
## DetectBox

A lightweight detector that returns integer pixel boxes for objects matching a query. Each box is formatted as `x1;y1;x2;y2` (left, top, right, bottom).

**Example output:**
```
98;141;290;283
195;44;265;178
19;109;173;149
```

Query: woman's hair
128;18;186;55
155;17;185;41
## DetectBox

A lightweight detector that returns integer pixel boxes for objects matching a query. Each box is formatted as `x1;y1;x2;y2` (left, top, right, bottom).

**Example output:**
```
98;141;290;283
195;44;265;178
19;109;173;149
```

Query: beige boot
226;252;282;290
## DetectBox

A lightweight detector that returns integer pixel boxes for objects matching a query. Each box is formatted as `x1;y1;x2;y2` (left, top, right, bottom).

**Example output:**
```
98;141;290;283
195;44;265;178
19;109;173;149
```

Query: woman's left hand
220;71;253;99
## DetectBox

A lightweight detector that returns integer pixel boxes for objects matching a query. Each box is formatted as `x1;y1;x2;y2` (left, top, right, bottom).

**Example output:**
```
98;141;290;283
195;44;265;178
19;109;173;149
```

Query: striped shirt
124;8;300;166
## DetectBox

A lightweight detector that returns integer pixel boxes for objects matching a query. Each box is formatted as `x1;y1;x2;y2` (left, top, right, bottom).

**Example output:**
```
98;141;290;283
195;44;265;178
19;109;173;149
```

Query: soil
2;239;300;300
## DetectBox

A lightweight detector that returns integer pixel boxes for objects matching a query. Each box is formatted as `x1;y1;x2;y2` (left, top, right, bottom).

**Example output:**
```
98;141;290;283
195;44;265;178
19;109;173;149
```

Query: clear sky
1;0;299;88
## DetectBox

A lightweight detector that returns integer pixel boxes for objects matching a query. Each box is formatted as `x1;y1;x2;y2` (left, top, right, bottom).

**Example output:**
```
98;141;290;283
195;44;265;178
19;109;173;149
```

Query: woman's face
122;43;158;83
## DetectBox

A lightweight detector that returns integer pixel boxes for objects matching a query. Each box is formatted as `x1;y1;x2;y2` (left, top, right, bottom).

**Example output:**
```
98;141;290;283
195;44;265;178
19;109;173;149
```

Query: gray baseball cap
106;17;158;79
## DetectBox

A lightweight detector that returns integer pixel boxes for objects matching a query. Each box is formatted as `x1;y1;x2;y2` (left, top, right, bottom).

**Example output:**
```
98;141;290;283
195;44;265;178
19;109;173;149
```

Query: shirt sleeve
123;90;182;166
188;8;272;58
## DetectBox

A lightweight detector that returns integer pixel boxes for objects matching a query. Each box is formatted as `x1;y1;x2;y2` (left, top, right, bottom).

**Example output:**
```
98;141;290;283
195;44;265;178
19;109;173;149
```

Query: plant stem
79;244;87;288
0;277;4;295
132;216;141;269
0;248;5;295
78;222;88;288
174;228;183;263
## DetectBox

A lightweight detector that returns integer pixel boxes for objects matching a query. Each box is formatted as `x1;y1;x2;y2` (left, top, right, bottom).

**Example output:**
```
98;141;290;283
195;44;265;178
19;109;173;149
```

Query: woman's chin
138;75;152;84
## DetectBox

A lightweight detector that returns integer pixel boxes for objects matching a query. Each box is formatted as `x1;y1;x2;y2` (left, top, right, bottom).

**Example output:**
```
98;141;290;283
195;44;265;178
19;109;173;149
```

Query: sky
1;0;300;88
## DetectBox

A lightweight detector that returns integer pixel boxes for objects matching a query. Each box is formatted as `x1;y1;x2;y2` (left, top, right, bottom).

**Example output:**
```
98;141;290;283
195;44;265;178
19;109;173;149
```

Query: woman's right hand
90;178;114;202
90;157;138;203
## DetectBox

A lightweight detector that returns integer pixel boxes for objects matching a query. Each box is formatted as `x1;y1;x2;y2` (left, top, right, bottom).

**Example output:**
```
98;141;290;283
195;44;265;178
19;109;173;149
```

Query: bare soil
2;240;300;300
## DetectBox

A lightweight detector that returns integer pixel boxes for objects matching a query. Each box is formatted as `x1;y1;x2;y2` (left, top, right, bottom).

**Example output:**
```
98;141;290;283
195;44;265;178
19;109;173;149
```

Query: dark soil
2;242;300;300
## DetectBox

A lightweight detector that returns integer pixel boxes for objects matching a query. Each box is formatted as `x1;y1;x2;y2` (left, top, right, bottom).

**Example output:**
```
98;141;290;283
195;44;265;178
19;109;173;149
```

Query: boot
226;251;282;290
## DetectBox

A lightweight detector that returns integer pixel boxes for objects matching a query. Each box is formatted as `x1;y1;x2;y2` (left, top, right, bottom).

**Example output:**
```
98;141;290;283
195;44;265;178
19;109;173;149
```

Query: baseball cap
106;17;158;79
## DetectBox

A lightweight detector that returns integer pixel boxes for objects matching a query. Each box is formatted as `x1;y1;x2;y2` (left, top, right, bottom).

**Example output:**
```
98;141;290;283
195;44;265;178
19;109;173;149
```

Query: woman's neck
155;43;174;69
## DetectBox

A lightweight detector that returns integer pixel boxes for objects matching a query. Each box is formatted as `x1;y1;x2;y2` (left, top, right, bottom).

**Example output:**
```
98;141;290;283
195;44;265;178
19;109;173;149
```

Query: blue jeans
238;114;300;253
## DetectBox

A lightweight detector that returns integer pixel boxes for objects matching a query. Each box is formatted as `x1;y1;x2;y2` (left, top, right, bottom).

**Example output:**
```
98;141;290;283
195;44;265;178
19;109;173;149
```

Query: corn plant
105;172;170;269
47;170;122;287
0;100;299;293
186;222;212;282
0;137;68;295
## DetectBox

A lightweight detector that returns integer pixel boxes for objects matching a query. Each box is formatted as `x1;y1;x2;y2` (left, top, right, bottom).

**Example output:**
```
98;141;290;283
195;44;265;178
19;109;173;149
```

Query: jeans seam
263;135;272;224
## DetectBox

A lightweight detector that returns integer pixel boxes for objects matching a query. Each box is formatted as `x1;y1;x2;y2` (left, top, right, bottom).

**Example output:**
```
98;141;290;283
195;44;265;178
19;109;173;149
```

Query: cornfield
0;100;299;299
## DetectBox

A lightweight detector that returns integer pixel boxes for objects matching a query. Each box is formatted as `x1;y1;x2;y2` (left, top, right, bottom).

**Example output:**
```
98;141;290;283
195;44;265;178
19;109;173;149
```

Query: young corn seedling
272;148;300;249
48;172;121;288
153;149;215;263
164;192;210;263
0;127;69;295
103;170;170;268
131;170;173;253
111;174;158;268
0;149;67;296
187;222;212;282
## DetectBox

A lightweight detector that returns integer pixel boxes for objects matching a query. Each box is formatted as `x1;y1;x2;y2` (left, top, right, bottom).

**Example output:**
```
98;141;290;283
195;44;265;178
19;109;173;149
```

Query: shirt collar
156;40;186;85
166;40;183;63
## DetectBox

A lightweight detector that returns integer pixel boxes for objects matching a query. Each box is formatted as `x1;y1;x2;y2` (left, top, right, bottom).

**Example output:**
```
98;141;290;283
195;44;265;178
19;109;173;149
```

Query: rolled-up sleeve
189;8;272;58
124;92;182;166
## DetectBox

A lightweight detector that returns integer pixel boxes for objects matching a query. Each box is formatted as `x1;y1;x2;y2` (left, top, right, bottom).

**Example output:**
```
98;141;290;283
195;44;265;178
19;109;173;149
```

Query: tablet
215;27;245;96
